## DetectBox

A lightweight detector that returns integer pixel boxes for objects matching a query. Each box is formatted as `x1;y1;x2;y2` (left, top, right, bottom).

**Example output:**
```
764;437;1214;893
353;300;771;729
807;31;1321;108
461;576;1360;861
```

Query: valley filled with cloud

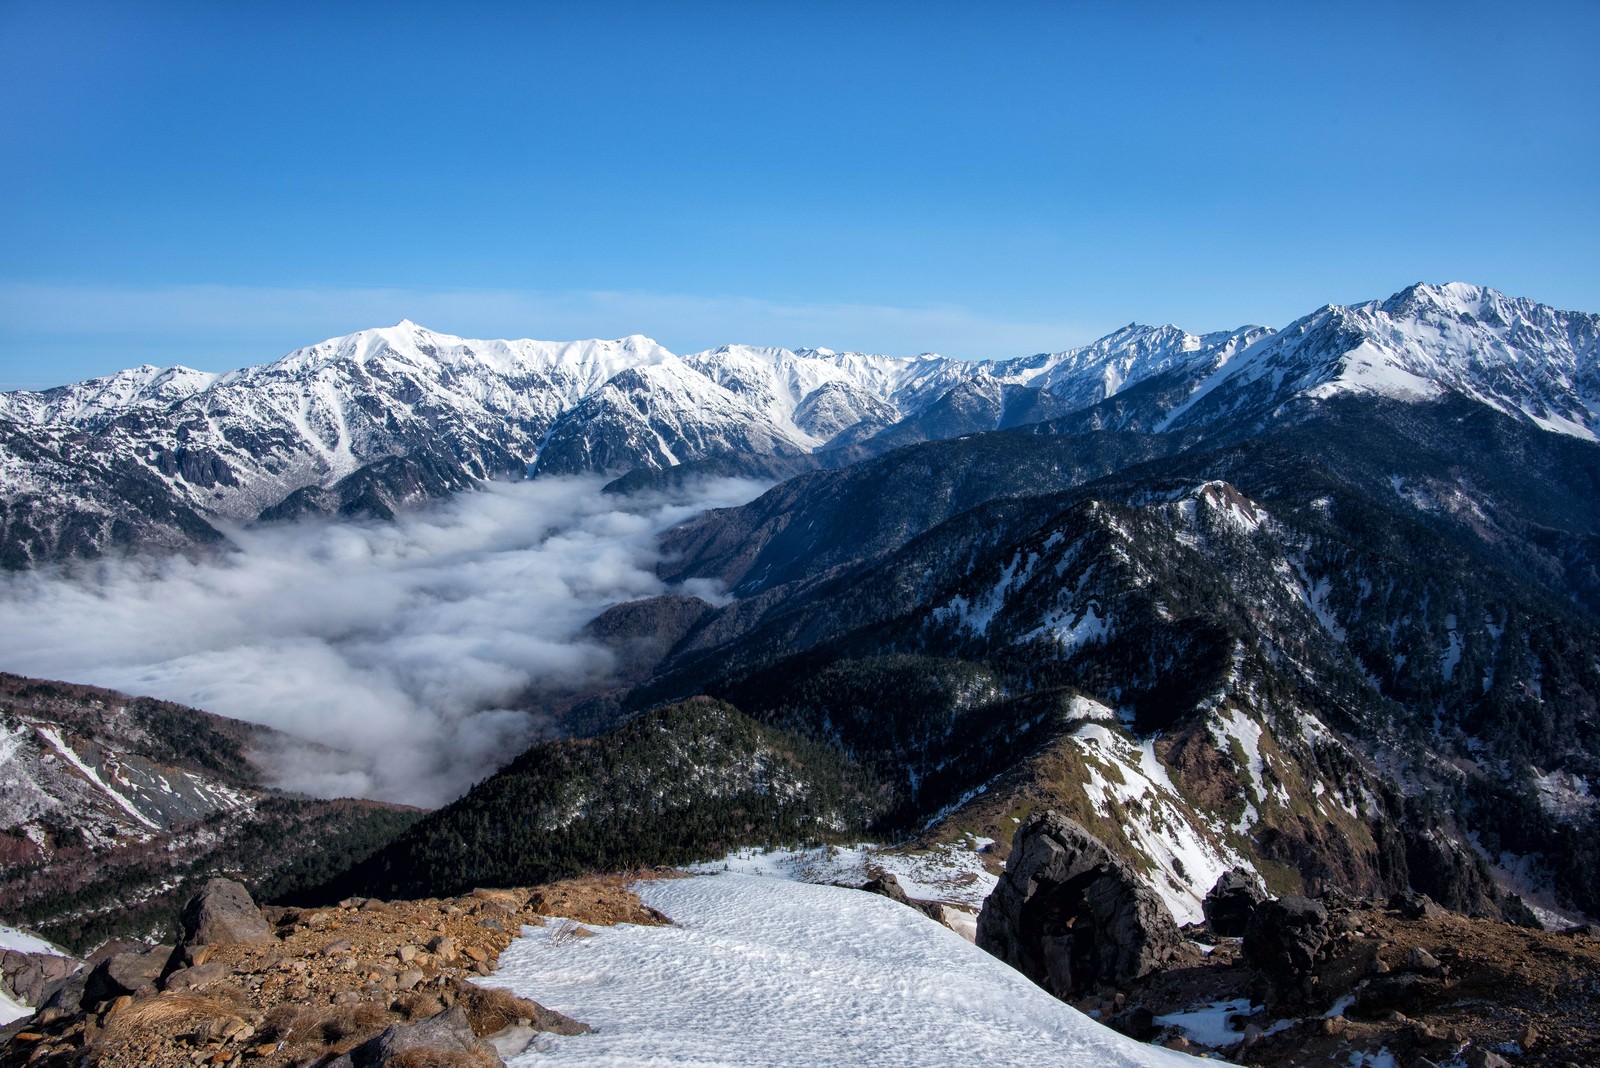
0;476;764;807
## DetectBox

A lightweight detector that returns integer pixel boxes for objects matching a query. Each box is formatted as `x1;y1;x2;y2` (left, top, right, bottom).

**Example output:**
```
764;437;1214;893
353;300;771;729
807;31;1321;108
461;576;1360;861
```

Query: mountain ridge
3;282;1596;568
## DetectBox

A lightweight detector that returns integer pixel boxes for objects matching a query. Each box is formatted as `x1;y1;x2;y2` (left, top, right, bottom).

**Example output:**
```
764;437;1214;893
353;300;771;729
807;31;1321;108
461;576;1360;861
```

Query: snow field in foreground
485;873;1219;1067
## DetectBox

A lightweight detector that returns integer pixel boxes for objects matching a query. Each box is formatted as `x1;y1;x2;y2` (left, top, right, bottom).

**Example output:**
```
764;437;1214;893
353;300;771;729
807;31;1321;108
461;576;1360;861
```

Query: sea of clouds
0;475;765;808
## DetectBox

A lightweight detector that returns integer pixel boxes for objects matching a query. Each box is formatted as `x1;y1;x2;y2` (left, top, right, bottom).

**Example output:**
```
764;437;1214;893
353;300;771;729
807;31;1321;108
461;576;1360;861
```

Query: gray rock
160;961;231;992
178;878;273;947
1463;1047;1512;1068
1244;896;1335;1010
976;811;1185;998
1351;971;1441;1017
1405;946;1442;973
0;950;78;1011
485;1022;540;1058
339;1003;504;1067
81;944;172;1005
1387;890;1445;921
1203;868;1266;937
859;873;945;922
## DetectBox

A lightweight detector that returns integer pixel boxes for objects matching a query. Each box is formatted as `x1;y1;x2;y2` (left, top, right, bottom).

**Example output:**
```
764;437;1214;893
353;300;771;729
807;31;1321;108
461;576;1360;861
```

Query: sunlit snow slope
486;873;1216;1067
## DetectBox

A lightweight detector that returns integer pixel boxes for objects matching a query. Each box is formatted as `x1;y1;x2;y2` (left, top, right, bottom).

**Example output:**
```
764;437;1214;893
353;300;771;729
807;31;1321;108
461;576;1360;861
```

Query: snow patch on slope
33;724;160;831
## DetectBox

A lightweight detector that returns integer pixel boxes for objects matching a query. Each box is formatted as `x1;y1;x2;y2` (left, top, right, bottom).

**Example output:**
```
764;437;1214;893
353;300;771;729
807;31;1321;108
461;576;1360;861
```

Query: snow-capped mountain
1;283;1597;569
1161;283;1600;437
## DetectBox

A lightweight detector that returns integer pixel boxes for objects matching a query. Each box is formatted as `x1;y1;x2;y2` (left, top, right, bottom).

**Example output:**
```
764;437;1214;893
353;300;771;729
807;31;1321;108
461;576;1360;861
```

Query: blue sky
2;0;1597;387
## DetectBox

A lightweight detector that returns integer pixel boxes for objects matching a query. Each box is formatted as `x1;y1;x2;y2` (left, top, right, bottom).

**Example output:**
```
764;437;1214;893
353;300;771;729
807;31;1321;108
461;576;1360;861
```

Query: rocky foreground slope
0;875;655;1068
6;845;1599;1068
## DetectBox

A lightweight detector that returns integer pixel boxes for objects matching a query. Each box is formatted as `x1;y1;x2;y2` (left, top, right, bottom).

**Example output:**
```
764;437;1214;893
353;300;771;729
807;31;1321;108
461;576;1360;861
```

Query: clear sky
2;0;1597;388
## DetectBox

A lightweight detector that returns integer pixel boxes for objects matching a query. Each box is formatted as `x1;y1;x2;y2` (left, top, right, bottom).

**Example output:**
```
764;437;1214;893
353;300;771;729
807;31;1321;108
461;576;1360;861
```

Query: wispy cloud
0;281;1105;384
0;476;764;807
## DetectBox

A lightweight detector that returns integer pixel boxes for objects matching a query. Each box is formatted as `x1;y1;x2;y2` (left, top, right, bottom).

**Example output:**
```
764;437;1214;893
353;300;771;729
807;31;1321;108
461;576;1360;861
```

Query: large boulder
1203;868;1266;936
859;873;945;922
0;950;77;1012
177;878;273;948
976;811;1185;998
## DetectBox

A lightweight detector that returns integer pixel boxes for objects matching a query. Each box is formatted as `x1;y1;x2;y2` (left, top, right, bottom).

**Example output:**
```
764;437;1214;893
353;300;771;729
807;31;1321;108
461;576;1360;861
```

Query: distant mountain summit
1160;282;1600;437
0;284;1595;567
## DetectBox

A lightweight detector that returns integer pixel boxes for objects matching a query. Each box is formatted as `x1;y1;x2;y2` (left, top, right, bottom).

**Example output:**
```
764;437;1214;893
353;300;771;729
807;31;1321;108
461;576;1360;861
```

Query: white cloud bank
0;476;765;808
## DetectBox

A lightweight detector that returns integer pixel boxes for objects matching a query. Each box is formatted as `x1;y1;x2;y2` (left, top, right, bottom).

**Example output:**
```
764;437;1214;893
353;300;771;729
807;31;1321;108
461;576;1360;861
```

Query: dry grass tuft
469;887;523;909
96;989;256;1048
452;982;544;1037
315;1001;391;1047
392;990;448;1021
254;1002;316;1043
387;1048;501;1068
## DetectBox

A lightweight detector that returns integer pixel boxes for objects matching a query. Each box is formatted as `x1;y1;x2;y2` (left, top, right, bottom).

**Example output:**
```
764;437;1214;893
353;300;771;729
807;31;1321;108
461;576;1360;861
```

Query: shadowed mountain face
557;392;1600;922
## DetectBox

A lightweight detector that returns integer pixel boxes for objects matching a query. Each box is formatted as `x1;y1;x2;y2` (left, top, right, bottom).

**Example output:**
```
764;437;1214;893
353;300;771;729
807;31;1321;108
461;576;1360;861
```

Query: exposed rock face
976;811;1185;998
80;943;171;1004
177;878;274;948
1203;868;1266;937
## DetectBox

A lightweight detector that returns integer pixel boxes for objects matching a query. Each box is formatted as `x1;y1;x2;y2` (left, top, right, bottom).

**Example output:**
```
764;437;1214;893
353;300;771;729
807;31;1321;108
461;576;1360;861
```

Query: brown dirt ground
0;872;673;1068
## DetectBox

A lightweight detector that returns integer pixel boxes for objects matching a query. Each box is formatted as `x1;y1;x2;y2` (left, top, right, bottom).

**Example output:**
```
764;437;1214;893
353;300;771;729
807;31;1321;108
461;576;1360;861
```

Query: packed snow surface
487;873;1216;1067
0;989;29;1027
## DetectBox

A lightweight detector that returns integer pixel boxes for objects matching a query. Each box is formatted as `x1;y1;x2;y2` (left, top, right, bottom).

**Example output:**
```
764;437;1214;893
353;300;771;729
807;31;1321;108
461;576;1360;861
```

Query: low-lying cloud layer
0;476;764;808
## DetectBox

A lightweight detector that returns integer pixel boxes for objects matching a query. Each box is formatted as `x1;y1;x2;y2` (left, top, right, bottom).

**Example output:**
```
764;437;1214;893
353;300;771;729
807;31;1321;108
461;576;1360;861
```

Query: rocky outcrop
1243;895;1379;1012
1203;868;1265;937
976;811;1186;998
80;943;171;1004
1082;889;1600;1067
858;873;945;923
1243;896;1333;1009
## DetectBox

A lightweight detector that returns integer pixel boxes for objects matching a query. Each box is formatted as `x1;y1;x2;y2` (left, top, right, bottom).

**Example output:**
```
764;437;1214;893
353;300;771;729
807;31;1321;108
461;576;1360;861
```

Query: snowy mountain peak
1165;283;1600;439
4;282;1598;568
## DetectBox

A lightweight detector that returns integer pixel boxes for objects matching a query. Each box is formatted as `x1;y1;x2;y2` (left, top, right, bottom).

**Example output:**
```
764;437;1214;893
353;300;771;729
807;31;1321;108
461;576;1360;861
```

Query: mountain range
3;282;1594;569
2;281;1599;951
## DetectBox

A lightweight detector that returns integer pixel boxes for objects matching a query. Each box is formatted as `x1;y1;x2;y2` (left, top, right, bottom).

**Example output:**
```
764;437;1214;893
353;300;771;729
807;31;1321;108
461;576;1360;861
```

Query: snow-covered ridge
1164;282;1600;439
0;315;1278;536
